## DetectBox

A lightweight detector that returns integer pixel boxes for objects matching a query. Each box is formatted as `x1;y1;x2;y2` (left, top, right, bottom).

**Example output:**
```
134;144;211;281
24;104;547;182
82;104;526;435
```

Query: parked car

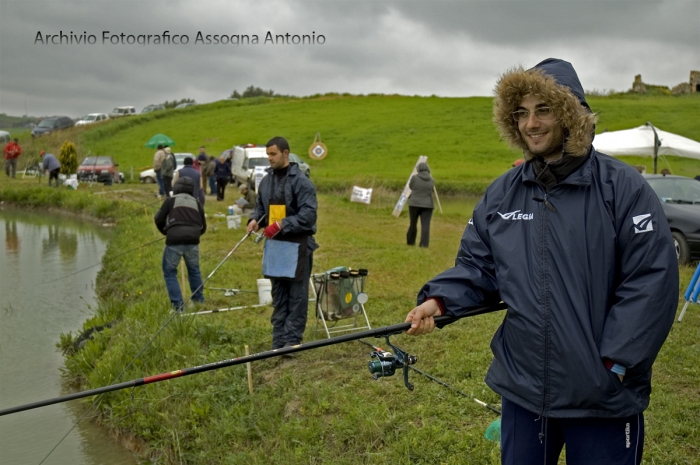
174;102;196;109
110;106;136;117
139;153;195;183
75;113;109;126
643;173;700;265
289;153;311;178
31;116;74;137
0;130;10;145
77;156;123;184
141;104;166;114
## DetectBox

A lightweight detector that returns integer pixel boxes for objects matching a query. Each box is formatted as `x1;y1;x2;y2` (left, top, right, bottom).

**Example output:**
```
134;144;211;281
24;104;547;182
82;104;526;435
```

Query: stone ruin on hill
632;70;699;95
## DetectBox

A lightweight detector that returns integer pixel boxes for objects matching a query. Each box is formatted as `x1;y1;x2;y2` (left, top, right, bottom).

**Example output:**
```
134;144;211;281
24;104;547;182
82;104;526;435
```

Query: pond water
0;209;137;464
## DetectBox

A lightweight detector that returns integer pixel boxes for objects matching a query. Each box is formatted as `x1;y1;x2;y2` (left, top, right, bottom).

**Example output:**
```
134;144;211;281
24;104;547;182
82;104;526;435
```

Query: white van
110;106;136;118
230;144;269;187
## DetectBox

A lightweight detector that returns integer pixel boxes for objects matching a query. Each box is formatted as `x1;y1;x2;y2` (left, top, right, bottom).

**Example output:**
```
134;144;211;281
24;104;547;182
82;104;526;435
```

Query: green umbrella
144;134;175;149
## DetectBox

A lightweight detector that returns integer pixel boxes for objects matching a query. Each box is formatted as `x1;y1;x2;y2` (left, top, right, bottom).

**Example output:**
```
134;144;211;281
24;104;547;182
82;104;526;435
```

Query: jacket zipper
533;188;552;433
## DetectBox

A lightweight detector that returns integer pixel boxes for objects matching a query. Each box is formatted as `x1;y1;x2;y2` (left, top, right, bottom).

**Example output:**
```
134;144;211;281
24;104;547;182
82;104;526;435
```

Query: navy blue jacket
250;163;318;252
419;151;677;418
177;165;201;201
214;159;231;180
419;59;678;419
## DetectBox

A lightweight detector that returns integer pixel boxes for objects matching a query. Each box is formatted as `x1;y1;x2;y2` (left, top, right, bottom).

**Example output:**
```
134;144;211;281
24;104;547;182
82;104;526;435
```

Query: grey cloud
0;0;697;118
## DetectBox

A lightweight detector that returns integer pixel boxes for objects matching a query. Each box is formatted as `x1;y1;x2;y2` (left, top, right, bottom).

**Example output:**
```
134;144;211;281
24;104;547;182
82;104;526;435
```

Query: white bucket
226;215;241;229
257;279;272;305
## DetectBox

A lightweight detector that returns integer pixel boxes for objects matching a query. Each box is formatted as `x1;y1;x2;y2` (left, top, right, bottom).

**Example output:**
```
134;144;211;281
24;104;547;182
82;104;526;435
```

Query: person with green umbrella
161;146;177;195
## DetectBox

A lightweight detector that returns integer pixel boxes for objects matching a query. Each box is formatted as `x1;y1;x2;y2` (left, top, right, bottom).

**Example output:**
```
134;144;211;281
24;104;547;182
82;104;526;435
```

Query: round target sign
308;141;328;160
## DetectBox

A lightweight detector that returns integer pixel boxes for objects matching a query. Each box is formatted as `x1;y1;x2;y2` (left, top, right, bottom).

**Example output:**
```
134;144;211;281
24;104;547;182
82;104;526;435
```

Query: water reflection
42;224;80;262
0;208;136;465
5;219;20;254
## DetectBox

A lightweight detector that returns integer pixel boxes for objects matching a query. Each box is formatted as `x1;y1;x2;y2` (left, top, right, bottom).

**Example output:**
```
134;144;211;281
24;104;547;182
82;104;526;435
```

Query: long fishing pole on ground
30;222;263;463
0;302;506;416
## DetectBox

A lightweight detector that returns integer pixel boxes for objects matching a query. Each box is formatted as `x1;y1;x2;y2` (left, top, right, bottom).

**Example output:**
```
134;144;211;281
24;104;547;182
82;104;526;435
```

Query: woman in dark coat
407;162;434;248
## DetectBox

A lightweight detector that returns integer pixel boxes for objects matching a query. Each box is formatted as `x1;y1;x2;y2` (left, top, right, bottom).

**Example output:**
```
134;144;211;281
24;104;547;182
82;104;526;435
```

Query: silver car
288;153;310;178
140;153;195;183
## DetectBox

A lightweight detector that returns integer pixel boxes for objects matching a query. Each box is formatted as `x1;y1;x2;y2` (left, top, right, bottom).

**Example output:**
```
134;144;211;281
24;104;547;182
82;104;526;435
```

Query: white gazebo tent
593;122;700;173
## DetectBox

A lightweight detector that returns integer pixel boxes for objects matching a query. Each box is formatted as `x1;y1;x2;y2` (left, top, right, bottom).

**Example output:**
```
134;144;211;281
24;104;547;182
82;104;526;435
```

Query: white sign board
392;155;428;217
350;186;373;204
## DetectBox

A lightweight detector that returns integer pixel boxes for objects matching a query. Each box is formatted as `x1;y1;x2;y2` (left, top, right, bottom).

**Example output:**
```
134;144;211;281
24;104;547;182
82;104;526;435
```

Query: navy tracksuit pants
270;253;313;349
500;397;644;465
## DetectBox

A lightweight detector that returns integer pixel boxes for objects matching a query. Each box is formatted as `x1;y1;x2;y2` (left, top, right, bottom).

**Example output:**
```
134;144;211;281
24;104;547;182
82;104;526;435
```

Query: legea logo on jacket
497;210;534;221
633;213;653;233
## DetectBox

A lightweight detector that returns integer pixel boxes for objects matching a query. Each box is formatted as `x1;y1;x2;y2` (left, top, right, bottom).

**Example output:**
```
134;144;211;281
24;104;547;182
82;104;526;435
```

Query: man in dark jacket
406;162;434;247
175;156;203;205
405;59;678;464
247;136;318;350
154;177;207;311
214;155;231;201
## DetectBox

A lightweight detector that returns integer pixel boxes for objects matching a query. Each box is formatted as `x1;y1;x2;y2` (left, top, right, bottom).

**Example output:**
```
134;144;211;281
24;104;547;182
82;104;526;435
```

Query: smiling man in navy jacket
406;59;678;465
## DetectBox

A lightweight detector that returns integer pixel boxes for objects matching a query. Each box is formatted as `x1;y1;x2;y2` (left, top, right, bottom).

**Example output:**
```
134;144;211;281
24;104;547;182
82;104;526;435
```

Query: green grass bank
1;177;698;464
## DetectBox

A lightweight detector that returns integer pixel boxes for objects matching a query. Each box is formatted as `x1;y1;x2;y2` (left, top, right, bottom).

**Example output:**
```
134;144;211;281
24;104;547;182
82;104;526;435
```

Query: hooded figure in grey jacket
405;59;678;464
407;162;434;247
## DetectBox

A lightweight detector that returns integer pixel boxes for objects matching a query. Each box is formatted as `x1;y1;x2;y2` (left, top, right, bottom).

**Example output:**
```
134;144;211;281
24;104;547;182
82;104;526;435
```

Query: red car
77;156;124;184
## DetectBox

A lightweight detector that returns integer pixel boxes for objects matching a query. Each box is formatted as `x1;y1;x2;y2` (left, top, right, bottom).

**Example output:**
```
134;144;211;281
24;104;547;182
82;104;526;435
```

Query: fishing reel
251;231;265;244
368;336;417;390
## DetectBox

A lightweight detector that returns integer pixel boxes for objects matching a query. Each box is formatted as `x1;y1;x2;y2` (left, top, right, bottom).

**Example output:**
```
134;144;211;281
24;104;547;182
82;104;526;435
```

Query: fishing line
358;338;501;414
43;237;166;284
358;338;502;442
42;216;233;285
33;224;261;464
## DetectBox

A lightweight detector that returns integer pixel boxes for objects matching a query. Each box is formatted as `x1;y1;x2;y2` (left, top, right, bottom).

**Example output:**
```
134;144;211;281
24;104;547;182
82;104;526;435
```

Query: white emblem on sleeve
633;213;653;233
497;210;534;221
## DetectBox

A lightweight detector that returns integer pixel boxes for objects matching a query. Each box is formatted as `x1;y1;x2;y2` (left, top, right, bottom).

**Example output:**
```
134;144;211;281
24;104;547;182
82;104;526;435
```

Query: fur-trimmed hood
493;58;597;160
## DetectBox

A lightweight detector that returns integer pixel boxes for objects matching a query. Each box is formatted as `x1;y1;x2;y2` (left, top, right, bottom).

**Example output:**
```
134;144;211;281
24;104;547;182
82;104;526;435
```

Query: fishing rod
183;303;266;316
207;287;257;297
0;302;506;416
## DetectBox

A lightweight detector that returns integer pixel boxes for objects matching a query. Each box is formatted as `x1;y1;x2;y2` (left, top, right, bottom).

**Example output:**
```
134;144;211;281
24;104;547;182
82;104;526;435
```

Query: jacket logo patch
633;214;653;234
497;210;534;221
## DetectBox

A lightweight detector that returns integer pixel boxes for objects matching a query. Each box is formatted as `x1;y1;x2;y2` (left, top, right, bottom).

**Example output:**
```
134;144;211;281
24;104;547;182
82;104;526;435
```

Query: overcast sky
0;0;698;118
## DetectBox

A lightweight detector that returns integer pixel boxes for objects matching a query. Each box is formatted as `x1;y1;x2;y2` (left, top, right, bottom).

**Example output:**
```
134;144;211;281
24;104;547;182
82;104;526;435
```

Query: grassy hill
14;93;700;194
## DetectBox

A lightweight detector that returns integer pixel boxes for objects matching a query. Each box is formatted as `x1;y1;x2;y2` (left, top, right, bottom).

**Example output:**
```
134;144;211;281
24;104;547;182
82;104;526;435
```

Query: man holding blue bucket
247;136;318;351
